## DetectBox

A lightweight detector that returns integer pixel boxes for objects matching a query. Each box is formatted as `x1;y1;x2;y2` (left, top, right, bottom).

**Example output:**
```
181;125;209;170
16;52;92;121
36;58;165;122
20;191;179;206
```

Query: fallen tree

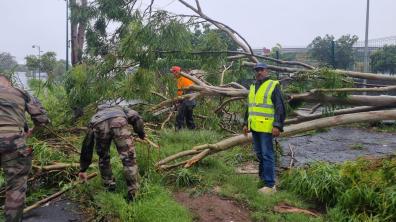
156;109;396;170
148;0;396;171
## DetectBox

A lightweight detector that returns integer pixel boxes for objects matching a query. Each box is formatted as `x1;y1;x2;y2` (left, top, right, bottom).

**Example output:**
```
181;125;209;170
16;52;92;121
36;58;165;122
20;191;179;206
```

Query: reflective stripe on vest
248;80;279;133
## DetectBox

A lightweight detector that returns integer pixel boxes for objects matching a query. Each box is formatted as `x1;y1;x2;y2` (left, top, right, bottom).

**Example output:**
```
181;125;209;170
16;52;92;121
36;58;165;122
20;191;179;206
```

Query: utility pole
363;0;370;93
65;0;69;71
331;40;336;68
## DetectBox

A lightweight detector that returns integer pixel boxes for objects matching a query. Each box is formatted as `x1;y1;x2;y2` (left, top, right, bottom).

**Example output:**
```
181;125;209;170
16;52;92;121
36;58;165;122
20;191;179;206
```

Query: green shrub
281;158;396;221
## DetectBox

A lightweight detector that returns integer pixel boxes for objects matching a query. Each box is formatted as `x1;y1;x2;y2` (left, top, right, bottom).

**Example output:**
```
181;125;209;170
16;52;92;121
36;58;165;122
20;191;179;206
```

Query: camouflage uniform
80;105;145;197
0;83;49;222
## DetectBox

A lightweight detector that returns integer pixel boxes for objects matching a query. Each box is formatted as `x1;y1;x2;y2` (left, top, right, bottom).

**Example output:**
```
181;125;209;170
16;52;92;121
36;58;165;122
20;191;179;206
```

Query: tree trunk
156;109;396;170
285;106;393;125
77;0;87;63
70;0;87;65
70;0;78;65
243;61;396;82
289;93;396;107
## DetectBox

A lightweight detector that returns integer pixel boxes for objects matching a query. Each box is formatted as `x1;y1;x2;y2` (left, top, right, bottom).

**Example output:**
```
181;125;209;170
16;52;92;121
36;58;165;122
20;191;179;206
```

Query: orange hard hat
170;66;181;73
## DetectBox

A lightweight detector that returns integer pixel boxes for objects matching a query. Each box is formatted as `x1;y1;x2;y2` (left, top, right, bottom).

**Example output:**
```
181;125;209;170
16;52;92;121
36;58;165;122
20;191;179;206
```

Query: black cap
253;63;268;70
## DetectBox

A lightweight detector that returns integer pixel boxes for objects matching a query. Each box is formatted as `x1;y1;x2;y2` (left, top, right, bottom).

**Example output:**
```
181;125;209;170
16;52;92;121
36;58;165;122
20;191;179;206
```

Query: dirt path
174;192;251;222
23;196;84;222
279;127;396;167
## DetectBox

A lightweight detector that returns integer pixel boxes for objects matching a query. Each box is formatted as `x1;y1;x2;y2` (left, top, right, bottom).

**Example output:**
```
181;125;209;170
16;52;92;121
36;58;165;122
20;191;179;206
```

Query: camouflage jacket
89;105;145;137
0;86;49;133
80;105;145;172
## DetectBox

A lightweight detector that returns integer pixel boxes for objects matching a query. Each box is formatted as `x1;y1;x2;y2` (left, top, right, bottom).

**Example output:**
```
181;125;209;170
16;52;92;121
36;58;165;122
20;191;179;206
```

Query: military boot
126;191;136;202
104;181;116;192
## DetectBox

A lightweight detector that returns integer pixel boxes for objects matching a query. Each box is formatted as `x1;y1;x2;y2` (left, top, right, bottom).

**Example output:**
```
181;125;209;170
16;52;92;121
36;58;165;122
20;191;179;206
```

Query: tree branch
289;93;396;107
177;0;258;62
156;109;396;170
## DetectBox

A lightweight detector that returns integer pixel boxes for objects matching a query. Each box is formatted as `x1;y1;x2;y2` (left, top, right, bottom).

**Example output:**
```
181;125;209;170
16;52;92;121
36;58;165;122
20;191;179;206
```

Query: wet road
279;127;396;167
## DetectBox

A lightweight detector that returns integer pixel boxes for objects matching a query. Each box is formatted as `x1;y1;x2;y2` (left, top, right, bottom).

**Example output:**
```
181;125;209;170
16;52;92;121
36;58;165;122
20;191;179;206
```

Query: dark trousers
251;131;275;187
175;102;195;130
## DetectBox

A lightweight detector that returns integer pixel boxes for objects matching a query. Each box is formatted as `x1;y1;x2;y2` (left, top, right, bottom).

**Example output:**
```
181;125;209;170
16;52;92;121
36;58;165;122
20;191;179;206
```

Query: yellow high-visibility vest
248;80;279;133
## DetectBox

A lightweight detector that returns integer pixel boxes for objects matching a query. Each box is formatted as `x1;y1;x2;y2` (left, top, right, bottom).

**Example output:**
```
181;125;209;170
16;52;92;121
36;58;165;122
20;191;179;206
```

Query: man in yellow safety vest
243;63;286;194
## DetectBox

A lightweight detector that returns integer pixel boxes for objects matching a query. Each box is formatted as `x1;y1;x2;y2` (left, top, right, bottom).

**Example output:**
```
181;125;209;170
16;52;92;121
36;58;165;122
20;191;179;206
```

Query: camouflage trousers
0;131;32;222
92;117;139;194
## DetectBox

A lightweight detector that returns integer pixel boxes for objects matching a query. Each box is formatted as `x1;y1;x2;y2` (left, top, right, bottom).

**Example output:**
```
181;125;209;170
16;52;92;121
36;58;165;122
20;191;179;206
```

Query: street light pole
65;0;69;71
32;45;42;80
363;0;370;92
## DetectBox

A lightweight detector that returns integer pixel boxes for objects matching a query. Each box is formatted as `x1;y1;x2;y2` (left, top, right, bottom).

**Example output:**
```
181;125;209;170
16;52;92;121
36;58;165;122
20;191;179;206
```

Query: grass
350;143;365;150
2;128;393;221
0;136;81;221
74;180;192;222
191;147;323;222
67;129;323;222
281;157;396;221
68;129;222;222
373;123;396;133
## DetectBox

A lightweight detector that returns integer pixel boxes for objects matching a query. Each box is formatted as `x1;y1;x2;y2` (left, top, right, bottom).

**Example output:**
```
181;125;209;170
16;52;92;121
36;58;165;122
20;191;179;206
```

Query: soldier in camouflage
0;74;49;222
79;104;145;201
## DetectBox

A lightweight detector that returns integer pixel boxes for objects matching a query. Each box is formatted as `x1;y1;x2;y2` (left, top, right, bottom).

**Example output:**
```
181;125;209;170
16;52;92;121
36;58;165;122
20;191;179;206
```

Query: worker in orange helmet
170;66;196;130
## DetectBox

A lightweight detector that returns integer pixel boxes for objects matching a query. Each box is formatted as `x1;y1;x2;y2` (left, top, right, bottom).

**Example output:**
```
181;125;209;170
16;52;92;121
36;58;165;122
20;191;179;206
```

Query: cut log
310;85;396;93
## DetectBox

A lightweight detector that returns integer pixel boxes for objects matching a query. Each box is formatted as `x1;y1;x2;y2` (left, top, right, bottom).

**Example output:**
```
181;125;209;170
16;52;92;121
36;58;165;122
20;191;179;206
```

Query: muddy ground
174;192;251;222
279;127;396;168
22;127;396;221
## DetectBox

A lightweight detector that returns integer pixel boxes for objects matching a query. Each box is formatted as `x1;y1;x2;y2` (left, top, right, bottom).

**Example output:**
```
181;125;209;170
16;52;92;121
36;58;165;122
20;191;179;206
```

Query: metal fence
268;36;396;73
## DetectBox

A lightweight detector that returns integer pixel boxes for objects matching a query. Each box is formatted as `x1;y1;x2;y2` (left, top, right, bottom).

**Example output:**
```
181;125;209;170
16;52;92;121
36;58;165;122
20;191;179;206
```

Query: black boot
126;192;135;202
105;182;116;192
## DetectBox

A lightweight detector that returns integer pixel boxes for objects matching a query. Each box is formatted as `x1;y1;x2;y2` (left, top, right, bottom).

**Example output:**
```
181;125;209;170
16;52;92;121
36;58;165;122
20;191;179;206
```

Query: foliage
285;68;348;94
308;34;358;69
0;52;18;72
29;80;72;127
370;45;396;74
25;52;66;83
64;8;240;118
285;68;353;111
281;157;396;221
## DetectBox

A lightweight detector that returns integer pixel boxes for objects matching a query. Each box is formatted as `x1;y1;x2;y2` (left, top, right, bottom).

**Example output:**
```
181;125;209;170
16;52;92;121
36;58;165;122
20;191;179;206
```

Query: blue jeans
251;131;275;187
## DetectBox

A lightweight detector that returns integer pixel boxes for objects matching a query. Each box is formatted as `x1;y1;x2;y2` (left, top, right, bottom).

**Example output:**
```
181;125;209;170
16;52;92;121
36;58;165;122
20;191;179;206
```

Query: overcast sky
0;0;395;63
